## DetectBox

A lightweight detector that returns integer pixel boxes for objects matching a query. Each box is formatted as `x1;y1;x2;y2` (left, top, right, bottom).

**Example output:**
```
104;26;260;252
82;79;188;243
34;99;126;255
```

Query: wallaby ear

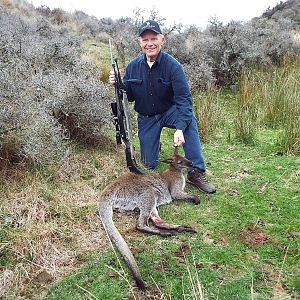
174;145;179;154
161;158;173;164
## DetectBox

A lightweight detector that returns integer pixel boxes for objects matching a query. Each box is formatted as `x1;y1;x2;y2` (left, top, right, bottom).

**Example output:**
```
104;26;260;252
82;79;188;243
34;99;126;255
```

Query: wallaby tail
98;203;147;291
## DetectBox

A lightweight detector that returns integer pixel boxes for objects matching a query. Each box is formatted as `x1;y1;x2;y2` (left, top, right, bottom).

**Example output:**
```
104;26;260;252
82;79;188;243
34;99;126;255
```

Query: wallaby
98;147;200;290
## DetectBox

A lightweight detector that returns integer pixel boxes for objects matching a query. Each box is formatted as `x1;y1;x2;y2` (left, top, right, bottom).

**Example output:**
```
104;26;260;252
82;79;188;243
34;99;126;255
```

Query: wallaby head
161;147;193;170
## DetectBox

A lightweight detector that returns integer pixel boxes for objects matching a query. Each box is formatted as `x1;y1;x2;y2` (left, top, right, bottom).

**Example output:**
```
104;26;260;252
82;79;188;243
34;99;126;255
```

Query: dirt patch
128;283;169;300
239;226;270;246
175;243;191;257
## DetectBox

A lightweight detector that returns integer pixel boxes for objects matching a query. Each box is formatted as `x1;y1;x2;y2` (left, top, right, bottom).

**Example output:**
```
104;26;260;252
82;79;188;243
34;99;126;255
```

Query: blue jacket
123;50;193;131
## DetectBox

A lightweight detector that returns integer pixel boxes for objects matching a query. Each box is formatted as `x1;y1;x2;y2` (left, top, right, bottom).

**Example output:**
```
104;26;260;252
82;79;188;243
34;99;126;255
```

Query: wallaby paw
192;196;200;205
136;278;147;291
160;230;178;237
177;226;197;233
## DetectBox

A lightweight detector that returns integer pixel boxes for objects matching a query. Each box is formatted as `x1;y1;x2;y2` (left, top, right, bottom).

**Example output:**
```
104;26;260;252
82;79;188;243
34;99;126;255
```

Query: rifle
109;39;144;175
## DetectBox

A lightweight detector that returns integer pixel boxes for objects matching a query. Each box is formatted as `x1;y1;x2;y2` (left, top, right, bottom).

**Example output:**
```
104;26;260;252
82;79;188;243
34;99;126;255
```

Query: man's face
139;30;165;62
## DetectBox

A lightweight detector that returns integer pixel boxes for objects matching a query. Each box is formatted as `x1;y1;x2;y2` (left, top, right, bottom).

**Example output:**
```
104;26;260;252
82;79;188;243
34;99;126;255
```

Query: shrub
0;7;111;165
163;18;298;89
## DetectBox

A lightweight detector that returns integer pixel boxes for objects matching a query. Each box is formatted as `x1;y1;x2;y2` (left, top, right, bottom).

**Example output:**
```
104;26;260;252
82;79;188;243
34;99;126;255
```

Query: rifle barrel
108;39;114;66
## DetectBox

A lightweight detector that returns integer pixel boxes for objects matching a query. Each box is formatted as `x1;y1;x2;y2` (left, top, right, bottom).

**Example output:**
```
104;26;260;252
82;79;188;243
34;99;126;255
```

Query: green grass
44;128;299;299
45;252;128;300
2;57;299;298
236;56;300;153
0;223;13;268
82;40;112;83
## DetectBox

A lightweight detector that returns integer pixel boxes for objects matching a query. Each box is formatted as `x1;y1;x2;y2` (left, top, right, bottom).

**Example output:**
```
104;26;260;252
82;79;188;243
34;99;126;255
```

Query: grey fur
98;152;200;290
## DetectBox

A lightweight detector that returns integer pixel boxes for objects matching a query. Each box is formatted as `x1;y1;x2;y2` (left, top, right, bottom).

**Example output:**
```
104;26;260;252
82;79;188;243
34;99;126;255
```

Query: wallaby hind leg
136;210;177;237
150;208;197;233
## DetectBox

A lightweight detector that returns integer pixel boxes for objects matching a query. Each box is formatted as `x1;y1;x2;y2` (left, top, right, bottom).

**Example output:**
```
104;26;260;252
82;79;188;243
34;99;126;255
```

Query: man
109;20;216;194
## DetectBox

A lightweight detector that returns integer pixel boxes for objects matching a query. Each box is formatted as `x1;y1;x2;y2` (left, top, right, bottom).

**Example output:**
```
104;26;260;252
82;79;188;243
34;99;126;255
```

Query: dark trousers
137;105;206;171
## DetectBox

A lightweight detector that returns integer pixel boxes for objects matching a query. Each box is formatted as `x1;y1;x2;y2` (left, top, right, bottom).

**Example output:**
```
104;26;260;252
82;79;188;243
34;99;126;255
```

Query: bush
164;18;298;88
0;7;111;165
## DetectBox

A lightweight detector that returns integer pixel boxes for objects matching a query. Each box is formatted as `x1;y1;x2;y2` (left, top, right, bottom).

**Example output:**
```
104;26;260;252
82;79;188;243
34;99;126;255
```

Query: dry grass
194;88;223;143
0;141;129;299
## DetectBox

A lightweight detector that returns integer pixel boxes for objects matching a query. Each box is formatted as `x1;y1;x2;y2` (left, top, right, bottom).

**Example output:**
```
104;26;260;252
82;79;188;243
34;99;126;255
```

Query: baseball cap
138;20;162;36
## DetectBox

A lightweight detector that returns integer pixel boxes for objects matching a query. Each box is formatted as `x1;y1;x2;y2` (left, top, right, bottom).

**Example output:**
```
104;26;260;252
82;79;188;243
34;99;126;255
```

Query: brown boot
187;169;216;194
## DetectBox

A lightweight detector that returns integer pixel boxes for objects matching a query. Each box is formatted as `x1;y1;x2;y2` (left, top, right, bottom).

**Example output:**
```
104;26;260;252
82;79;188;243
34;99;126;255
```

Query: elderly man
109;20;216;194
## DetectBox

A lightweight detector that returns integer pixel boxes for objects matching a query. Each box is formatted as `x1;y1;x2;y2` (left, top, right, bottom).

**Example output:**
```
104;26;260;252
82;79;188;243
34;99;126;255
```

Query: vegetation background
0;0;299;299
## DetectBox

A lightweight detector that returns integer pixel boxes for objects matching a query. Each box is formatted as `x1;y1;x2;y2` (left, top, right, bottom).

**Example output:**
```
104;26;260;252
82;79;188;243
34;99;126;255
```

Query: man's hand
109;70;116;84
174;129;185;146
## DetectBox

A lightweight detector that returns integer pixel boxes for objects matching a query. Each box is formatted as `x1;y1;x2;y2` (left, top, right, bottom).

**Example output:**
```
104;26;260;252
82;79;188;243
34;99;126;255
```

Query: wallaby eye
177;160;182;164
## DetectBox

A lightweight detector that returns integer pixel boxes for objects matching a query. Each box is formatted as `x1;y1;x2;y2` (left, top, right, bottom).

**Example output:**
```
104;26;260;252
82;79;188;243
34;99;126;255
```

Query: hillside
262;0;300;27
